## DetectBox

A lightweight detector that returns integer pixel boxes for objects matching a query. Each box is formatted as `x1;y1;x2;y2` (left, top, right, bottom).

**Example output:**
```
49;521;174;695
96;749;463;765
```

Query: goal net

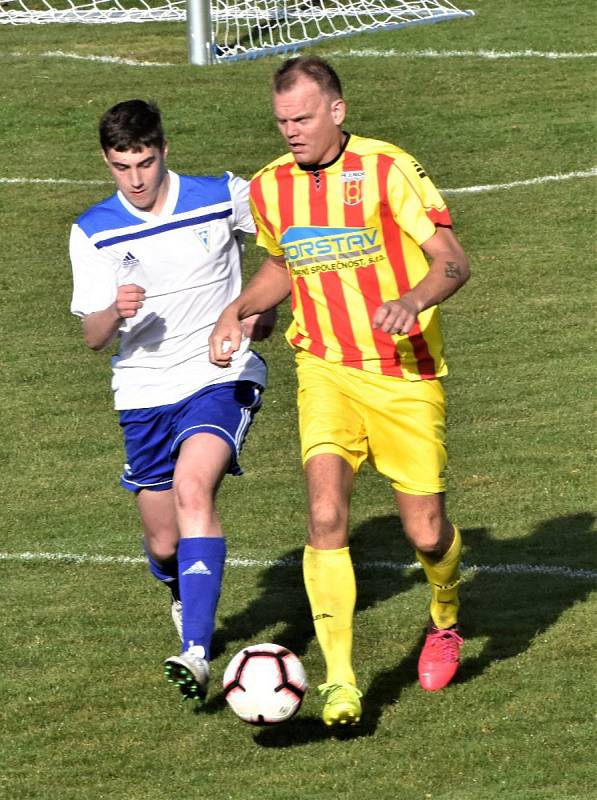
1;0;473;62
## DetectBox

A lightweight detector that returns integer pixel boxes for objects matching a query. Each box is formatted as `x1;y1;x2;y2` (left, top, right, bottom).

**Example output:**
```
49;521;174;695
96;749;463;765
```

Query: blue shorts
118;381;263;493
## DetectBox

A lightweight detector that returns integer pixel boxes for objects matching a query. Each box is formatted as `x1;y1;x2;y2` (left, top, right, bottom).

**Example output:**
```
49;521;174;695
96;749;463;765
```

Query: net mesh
1;0;472;60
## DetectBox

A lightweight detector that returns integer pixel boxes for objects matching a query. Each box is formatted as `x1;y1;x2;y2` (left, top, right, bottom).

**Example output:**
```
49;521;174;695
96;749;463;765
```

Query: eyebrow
110;155;156;168
276;111;312;122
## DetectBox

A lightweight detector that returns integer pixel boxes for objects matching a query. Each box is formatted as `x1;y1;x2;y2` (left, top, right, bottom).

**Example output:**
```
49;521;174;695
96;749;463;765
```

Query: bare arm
372;226;470;335
82;283;145;350
209;255;290;366
240;307;278;342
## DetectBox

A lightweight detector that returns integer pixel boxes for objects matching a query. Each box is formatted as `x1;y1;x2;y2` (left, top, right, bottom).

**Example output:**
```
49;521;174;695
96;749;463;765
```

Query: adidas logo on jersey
410;159;427;179
121;251;140;269
182;559;212;576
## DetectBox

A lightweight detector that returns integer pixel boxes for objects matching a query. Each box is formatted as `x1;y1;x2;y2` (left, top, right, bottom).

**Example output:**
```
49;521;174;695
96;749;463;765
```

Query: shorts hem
171;423;236;458
390;481;446;496
120;477;173;494
302;444;362;471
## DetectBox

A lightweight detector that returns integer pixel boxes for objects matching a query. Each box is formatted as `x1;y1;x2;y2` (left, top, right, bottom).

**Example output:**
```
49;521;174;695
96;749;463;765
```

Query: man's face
103;144;169;213
273;76;346;166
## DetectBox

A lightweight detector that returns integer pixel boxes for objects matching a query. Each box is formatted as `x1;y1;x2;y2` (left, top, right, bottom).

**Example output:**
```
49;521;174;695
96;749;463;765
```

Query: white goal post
0;0;473;65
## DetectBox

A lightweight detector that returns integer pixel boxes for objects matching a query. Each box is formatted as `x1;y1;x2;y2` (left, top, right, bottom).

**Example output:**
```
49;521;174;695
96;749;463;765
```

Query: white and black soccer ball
223;643;307;725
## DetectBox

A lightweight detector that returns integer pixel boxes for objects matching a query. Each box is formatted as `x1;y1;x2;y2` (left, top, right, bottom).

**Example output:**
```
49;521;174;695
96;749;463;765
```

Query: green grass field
1;1;596;798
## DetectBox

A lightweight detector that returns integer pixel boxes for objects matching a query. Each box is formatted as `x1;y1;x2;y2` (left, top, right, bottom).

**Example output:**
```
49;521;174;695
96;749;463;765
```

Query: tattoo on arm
445;262;463;279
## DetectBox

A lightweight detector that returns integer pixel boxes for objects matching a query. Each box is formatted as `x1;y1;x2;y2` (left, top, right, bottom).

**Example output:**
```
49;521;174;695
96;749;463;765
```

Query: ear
162;141;169;159
101;149;110;167
331;97;346;126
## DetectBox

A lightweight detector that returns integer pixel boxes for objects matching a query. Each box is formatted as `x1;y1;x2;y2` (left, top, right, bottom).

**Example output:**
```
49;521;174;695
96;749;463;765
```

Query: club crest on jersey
194;226;210;251
341;170;364;206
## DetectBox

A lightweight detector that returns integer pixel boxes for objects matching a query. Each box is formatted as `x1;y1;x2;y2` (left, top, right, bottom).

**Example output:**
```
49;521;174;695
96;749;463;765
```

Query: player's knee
308;502;348;545
146;537;178;564
404;512;451;556
173;474;213;514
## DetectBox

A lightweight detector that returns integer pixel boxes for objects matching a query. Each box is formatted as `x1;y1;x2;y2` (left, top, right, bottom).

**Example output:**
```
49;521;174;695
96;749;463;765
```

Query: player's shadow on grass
349;511;597;739
456;511;596;683
249;513;597;747
213;513;420;660
203;515;420;725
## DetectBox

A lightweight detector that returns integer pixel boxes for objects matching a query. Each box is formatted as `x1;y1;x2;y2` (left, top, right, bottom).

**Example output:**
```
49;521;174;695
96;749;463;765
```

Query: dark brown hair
99;99;165;153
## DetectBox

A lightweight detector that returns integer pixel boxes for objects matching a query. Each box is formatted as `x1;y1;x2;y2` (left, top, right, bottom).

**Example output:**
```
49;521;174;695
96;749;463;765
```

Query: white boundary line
9;49;597;67
2;168;596;196
0;177;111;186
331;48;597;60
11;49;175;67
1;550;595;580
441;168;597;195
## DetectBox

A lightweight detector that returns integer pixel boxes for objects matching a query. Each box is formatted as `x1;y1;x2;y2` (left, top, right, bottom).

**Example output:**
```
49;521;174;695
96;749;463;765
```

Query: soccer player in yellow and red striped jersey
209;56;471;727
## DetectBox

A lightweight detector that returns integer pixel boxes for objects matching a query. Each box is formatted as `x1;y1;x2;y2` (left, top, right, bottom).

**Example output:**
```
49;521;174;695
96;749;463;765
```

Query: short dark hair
273;56;343;99
99;99;165;153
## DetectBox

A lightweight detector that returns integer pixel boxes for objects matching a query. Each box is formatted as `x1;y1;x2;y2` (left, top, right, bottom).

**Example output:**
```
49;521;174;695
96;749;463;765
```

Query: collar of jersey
117;170;180;221
297;132;351;173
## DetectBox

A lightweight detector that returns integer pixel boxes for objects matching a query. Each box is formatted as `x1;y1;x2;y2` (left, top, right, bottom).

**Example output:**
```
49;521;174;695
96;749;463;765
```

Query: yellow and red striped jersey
250;134;452;380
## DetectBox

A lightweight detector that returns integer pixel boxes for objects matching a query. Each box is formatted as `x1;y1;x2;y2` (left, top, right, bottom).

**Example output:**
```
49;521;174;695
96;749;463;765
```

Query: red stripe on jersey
377;155;437;379
407;333;437;379
289;272;298;315
356;264;404;377
293;276;327;359
309;169;328;226
377;155;411;296
320;271;363;370
249;176;275;239
307;163;362;366
275;162;295;235
342;150;366;228
427;207;452;227
273;163;302;330
293;169;329;357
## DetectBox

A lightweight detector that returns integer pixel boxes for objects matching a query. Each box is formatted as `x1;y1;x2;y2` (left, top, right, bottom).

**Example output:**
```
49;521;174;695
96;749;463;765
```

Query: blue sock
178;536;227;658
144;544;180;601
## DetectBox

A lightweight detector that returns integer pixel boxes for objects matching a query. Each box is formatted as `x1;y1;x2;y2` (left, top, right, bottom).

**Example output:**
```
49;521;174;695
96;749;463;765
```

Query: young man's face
103;144;169;213
273;76;346;166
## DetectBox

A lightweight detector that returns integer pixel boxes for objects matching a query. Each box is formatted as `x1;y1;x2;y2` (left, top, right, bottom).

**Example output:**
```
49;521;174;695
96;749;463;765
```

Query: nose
129;167;143;188
285;121;299;140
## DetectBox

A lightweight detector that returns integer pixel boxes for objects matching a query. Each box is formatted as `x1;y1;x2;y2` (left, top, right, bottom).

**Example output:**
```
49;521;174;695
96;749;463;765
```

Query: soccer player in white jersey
69;99;274;703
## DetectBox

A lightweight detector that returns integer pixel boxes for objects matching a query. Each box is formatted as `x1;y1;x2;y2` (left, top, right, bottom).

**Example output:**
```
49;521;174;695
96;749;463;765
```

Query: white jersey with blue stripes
70;170;267;410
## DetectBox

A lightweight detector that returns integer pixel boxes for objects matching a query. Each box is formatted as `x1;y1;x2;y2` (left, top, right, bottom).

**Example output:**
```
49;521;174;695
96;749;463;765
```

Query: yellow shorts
295;352;447;495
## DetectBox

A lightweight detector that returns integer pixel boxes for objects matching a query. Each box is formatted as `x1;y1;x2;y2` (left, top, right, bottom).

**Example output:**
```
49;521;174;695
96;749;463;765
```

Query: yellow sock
303;544;356;685
416;526;462;629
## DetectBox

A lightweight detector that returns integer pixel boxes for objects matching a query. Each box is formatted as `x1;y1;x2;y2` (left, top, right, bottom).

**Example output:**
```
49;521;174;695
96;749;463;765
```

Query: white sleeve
69;224;119;317
227;173;256;235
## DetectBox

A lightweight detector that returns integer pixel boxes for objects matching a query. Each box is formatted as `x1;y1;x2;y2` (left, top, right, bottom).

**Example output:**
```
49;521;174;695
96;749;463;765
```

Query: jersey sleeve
227;173;257;235
248;194;284;258
387;153;452;246
69;223;119;317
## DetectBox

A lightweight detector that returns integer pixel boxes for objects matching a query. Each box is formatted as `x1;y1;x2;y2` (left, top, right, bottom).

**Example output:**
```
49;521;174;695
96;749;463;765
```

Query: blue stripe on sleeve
76;194;142;237
175;174;232;214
